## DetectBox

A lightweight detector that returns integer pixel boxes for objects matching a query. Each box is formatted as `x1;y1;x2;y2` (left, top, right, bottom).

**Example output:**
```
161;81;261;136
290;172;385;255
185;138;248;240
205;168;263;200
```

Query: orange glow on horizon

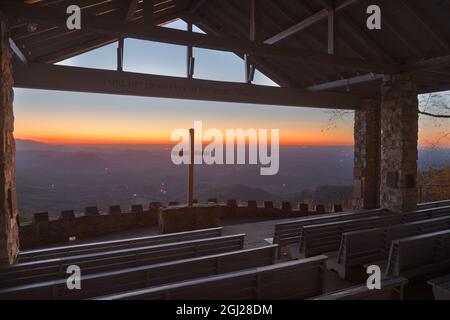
16;133;355;146
15;132;449;147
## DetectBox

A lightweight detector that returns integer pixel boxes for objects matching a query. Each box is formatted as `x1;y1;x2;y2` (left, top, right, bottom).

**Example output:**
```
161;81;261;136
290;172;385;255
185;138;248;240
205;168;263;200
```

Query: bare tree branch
419;110;450;118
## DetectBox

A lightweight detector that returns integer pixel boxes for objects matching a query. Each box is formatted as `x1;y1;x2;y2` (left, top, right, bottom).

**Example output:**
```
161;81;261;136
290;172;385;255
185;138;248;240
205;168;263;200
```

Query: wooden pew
0;234;245;288
96;255;328;300
385;229;450;278
0;245;278;300
329;214;450;280
298;215;403;258
311;277;408;300
427;274;450;300
18;227;223;262
417;200;450;210
268;202;450;259
297;205;450;259
267;208;385;258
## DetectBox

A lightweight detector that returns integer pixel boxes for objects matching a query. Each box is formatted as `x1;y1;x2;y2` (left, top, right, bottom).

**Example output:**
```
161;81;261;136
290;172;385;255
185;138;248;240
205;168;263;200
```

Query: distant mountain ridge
13;139;450;217
196;184;352;206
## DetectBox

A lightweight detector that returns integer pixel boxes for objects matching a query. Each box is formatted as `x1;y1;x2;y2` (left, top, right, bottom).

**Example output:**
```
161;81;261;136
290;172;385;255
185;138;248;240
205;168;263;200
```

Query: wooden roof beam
185;8;298;87
316;0;395;63
1;1;396;73
306;73;383;91
9;38;28;64
263;0;360;45
13;62;365;109
402;54;450;73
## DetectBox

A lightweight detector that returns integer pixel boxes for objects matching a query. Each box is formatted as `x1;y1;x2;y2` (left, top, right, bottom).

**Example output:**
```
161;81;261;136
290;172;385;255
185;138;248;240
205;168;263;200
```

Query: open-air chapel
1;0;450;300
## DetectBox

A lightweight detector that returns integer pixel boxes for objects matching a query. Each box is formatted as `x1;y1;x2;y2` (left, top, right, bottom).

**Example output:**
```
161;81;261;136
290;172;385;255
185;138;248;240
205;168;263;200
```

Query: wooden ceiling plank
126;0;139;21
197;1;307;87
316;0;395;63
1;1;396;73
399;0;450;52
34;35;117;63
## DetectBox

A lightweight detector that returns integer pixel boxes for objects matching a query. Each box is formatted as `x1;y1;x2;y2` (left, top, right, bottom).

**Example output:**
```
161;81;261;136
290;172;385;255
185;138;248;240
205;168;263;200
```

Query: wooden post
187;23;194;79
188;128;194;206
117;38;124;71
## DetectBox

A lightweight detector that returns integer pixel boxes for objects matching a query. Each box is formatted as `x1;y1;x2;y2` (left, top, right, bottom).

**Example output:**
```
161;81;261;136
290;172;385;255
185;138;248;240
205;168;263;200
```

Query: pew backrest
298;205;450;259
299;214;404;257
385;229;450;278
0;245;278;300
18;227;223;262
0;234;245;288
97;255;328;300
335;214;450;275
272;208;384;254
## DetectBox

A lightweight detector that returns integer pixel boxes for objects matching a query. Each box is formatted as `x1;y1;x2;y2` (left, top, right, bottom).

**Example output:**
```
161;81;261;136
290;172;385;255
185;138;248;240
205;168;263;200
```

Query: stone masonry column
380;74;418;213
0;13;19;264
352;98;381;209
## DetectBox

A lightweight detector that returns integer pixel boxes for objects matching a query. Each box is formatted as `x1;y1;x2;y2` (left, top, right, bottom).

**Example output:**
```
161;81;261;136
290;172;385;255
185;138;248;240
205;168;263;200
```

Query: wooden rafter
263;0;360;45
126;0;139;21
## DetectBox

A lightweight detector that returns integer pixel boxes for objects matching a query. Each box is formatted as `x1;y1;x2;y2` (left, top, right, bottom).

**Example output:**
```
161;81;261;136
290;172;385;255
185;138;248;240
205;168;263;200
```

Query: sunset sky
12;20;450;147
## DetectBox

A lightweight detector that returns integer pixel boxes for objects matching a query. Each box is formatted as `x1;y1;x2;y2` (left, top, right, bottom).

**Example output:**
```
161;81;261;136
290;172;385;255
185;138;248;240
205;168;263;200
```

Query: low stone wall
159;204;221;233
20;209;159;248
19;201;342;249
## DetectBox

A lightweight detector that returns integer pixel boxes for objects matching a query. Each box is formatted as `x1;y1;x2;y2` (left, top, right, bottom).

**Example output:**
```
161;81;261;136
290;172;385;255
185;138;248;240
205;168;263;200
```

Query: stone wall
380;74;419;213
20;208;160;249
353;98;381;209
159;204;221;234
19;200;337;248
0;14;19;264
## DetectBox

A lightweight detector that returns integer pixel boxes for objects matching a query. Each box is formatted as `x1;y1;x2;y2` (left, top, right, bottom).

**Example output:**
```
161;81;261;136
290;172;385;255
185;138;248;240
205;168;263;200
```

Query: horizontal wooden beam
13;63;363;109
2;1;396;73
402;54;450;72
306;73;384;91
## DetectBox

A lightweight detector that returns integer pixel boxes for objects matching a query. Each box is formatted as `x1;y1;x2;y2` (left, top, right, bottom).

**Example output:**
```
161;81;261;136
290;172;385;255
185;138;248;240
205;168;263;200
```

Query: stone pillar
0;13;19;265
380;74;418;213
352;98;381;209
